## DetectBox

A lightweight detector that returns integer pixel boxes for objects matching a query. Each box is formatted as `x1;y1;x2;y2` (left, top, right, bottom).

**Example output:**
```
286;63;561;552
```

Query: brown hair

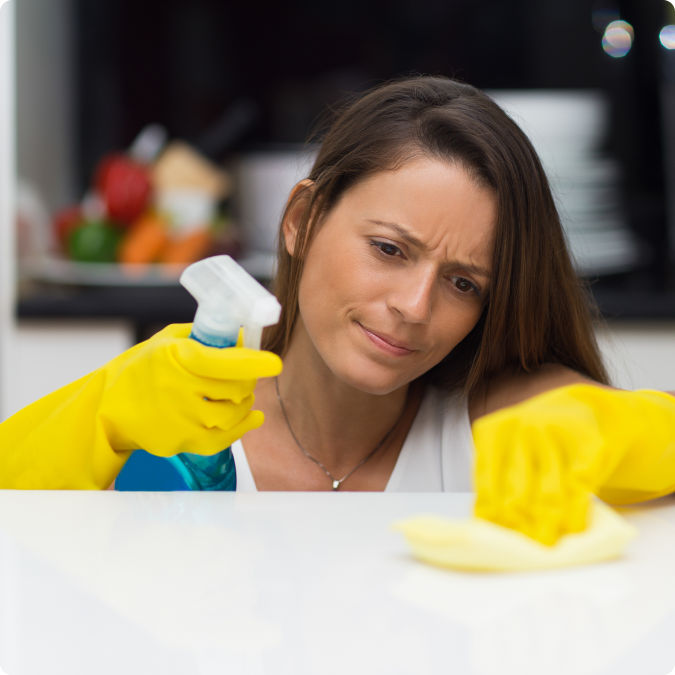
265;76;609;393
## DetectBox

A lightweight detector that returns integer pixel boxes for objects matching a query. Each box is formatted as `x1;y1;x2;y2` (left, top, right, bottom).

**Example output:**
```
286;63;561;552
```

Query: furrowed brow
366;219;427;250
367;219;491;279
459;263;491;279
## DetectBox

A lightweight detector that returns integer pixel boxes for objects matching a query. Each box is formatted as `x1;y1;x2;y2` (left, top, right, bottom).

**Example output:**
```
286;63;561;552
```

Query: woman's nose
388;269;435;324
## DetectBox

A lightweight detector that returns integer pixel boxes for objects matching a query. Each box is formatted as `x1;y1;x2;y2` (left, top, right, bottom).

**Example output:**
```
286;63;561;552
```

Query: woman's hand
99;323;283;457
472;384;675;545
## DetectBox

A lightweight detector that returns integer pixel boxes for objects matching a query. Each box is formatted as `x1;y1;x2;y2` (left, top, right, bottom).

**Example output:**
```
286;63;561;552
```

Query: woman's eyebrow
366;219;491;279
458;263;491;279
367;219;426;249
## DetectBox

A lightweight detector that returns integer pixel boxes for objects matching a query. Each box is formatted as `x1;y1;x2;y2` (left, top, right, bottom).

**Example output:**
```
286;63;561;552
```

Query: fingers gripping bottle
116;255;281;491
169;256;282;489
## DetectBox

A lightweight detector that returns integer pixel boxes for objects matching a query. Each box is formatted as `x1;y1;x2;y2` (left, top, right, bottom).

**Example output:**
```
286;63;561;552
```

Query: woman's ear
283;179;314;257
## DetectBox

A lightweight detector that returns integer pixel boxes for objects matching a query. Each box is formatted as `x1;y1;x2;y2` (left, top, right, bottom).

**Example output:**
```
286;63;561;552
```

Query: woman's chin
335;361;414;396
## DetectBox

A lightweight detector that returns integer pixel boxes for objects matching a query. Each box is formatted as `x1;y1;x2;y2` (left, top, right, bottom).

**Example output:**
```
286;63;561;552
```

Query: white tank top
231;387;475;492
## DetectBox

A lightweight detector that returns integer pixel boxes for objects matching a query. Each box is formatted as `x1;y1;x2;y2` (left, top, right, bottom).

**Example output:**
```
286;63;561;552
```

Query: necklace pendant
332;480;340;491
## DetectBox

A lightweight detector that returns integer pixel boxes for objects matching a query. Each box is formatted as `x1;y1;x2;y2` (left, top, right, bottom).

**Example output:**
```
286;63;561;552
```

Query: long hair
265;76;609;393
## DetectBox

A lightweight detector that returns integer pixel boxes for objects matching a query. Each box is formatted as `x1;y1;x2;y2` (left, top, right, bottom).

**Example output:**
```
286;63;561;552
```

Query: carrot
160;229;212;264
118;214;169;264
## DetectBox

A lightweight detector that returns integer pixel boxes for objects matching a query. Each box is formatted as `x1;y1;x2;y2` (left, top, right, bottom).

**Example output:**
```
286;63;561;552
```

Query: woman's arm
0;324;281;489
470;362;675;421
469;364;606;423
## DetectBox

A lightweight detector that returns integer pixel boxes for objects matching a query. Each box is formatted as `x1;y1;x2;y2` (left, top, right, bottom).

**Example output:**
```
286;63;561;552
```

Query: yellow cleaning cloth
394;501;636;572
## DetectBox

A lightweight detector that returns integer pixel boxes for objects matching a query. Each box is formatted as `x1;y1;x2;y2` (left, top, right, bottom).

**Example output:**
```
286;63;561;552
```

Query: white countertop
0;491;674;675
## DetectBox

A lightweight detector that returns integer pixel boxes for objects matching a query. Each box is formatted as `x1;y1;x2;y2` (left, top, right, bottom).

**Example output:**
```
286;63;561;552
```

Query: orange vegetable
160;229;212;265
118;214;169;264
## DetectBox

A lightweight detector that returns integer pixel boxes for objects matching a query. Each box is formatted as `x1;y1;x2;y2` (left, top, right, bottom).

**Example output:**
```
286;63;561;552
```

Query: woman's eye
451;276;477;294
371;241;403;257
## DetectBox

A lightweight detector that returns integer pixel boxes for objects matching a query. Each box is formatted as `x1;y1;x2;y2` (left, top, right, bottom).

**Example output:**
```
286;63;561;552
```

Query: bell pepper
96;154;152;224
68;220;123;263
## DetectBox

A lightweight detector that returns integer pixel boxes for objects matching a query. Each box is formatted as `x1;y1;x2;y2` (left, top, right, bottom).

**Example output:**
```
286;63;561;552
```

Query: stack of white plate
488;90;639;275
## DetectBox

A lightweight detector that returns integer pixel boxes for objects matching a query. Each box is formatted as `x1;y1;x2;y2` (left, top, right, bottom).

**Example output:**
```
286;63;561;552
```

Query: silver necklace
275;377;406;491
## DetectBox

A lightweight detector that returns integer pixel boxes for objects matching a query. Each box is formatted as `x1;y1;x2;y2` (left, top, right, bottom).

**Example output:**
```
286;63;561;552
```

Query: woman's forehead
344;158;496;266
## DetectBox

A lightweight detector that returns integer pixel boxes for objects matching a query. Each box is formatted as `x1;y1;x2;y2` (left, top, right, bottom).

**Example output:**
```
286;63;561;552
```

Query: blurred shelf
16;252;276;342
20;259;190;287
18;252;275;287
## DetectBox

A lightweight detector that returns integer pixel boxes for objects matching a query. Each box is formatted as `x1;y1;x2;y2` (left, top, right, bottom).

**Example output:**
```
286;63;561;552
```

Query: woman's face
289;157;496;395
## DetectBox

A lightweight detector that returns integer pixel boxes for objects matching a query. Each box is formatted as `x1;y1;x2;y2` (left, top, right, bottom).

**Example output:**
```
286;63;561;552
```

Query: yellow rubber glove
472;384;675;545
0;324;282;490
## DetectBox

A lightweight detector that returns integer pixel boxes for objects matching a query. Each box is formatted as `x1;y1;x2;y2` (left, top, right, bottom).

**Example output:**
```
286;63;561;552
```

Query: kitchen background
2;0;675;419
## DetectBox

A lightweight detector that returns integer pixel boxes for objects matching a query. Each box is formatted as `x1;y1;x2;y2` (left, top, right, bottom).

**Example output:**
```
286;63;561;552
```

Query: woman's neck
273;320;412;474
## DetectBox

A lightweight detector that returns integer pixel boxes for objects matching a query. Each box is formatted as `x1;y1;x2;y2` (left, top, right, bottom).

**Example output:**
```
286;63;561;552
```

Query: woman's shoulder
467;364;600;424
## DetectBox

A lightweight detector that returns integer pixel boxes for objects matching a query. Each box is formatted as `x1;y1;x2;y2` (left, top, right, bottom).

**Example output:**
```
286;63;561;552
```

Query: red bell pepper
95;154;152;224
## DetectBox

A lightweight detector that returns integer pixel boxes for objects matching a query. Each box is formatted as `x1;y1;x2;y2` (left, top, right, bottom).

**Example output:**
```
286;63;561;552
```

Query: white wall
597;321;675;392
11;320;134;416
0;0;16;422
16;0;75;211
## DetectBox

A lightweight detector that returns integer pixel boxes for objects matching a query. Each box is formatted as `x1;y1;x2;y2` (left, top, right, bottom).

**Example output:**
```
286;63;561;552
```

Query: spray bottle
162;255;282;490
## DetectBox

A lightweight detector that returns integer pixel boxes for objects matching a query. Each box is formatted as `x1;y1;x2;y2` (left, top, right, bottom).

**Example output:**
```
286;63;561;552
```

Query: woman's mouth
356;322;415;356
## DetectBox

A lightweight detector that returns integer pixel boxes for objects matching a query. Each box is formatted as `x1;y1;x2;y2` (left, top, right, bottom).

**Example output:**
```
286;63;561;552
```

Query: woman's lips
357;322;415;356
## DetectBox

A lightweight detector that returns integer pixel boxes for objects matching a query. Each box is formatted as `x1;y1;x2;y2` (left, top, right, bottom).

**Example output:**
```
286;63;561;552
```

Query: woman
244;75;608;495
2;76;675;545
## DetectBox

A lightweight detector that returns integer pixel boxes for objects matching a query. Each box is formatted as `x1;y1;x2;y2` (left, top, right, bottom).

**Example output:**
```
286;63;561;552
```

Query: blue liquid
165;448;237;491
165;330;238;490
190;323;238;349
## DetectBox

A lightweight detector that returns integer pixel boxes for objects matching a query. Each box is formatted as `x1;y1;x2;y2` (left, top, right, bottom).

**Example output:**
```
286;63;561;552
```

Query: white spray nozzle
180;255;281;350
